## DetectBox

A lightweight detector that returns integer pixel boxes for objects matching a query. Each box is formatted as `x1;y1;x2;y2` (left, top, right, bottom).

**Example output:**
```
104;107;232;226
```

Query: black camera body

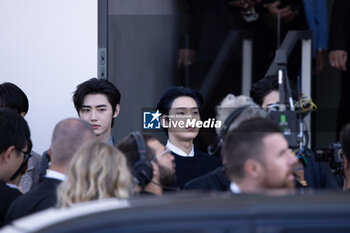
315;143;343;174
268;109;299;148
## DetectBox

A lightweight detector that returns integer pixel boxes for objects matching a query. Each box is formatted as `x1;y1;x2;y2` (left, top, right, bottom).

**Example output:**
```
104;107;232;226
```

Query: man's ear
244;159;263;178
151;162;159;181
48;147;52;160
0;146;16;163
113;104;120;118
20;112;26;118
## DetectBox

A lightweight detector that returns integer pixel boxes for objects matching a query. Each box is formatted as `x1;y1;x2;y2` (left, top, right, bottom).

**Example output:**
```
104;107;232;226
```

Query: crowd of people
1;0;350;229
1;75;349;228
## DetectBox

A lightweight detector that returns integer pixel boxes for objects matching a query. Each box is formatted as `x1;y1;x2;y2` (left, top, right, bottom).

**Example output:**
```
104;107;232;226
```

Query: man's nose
90;109;97;120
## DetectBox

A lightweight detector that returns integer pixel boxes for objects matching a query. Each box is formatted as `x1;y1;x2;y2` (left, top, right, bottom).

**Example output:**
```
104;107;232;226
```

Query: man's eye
81;109;90;113
192;111;199;115
176;112;185;115
98;108;106;112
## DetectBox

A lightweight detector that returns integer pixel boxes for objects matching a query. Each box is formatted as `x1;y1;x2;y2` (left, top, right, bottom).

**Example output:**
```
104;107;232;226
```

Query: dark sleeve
39;150;50;179
328;0;350;51
185;0;206;50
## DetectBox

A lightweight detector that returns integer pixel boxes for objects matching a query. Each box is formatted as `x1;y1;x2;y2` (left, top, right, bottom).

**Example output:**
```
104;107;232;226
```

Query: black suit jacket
329;0;350;54
0;181;21;227
4;177;61;224
184;167;230;192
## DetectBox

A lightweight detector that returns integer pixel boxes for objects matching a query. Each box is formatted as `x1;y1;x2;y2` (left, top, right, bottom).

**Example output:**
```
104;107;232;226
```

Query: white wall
0;0;97;153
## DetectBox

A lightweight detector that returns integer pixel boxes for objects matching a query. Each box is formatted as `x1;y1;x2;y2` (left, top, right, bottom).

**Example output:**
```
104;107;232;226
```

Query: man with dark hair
250;75;298;109
340;124;350;191
118;133;176;195
73;78;121;145
0;82;41;193
222;117;297;193
156;86;221;189
0;108;32;227
5;118;95;224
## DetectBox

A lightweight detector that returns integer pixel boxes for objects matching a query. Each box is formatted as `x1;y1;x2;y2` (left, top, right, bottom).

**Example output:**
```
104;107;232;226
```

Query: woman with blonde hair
57;141;134;207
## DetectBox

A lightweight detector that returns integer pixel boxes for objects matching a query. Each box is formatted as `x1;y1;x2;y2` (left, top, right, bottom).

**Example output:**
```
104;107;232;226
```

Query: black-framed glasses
17;149;31;162
9;149;32;181
155;149;171;160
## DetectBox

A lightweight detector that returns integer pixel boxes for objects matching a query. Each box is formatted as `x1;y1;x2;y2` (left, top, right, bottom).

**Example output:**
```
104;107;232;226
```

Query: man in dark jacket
5;118;95;224
0;109;32;227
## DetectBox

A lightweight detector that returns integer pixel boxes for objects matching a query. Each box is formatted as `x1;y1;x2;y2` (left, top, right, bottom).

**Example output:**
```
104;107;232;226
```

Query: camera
315;143;343;174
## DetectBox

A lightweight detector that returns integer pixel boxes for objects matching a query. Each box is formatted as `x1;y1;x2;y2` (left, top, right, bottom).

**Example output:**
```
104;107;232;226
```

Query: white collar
6;183;20;191
230;182;242;194
45;169;66;181
166;140;194;157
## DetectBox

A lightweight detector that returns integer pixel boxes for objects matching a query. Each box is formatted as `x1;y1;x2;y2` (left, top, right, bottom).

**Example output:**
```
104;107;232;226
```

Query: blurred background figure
57;141;133;207
328;0;350;136
340;124;350;191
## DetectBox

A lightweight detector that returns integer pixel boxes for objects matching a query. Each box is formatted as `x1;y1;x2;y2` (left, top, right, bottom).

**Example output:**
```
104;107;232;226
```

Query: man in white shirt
5;118;95;224
222;117;297;194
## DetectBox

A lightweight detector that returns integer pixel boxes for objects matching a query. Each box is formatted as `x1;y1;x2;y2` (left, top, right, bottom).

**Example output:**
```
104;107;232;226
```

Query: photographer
250;75;330;189
340;124;350;191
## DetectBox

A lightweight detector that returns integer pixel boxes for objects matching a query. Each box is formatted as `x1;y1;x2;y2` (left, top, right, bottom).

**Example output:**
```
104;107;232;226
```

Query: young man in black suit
156;86;221;189
0;108;32;227
5;118;95;224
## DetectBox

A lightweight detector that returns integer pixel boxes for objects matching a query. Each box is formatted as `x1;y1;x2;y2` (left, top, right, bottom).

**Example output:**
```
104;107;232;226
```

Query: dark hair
0;108;32;155
250;75;298;106
0;82;29;114
156;86;203;136
222;117;282;180
117;133;156;176
340;124;350;161
72;78;121;127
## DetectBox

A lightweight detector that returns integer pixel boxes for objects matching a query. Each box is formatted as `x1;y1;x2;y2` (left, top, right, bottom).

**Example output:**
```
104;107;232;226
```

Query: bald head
51;118;95;170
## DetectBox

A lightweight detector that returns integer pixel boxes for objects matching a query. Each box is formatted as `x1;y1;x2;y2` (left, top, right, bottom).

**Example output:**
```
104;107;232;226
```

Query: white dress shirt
230;182;242;194
166;140;194;157
45;169;66;181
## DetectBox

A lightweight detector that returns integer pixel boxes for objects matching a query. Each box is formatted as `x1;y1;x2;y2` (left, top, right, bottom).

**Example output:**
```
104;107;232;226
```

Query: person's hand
177;49;196;69
329;50;348;71
233;0;260;9
314;50;324;75
267;1;297;23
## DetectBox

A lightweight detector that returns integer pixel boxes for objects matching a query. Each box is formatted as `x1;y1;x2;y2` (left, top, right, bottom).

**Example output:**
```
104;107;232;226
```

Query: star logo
143;110;161;130
150;110;162;123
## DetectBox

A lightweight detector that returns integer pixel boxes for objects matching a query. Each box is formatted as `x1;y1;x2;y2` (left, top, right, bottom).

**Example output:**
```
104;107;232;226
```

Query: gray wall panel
107;0;188;142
